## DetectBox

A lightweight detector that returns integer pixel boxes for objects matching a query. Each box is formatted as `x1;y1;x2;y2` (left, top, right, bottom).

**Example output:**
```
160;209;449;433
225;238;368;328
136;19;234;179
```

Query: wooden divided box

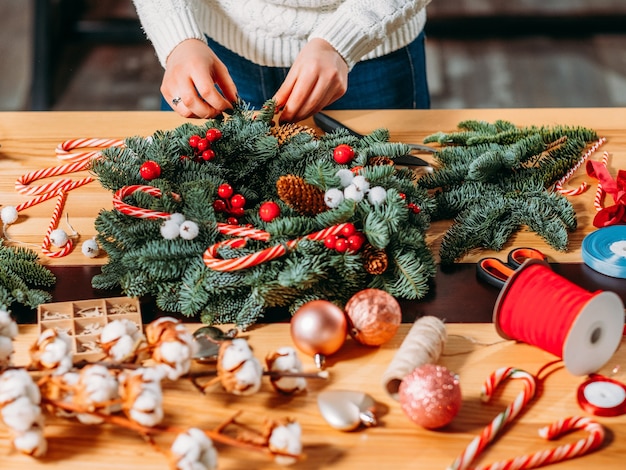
37;297;143;362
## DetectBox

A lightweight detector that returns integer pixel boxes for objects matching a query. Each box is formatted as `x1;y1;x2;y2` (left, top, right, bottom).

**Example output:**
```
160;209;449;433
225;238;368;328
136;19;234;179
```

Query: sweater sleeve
132;0;208;67
308;0;431;69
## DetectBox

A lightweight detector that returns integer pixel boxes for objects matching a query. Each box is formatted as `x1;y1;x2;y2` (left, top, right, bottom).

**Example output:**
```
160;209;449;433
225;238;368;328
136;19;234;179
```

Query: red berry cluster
139;160;161;181
185;128;223;162
213;183;246;225
323;223;366;253
399;192;421;214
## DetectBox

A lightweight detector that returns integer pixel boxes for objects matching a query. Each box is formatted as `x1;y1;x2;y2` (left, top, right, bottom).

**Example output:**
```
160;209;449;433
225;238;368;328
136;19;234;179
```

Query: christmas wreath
90;101;436;327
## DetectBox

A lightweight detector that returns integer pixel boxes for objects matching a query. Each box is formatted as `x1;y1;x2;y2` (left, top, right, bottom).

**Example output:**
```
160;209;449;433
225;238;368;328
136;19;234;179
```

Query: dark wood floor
3;0;626;112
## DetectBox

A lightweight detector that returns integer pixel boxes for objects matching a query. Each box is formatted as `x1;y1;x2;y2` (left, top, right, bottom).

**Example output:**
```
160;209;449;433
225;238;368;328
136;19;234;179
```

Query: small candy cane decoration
55;138;124;162
112;185;181;219
554;137;606;196
203;223;352;271
447;367;537;470
593;152;610;212
473;416;604;470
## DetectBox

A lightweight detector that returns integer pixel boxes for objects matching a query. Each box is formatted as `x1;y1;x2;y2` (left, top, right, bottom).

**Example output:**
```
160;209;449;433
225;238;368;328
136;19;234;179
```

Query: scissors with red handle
477;247;548;288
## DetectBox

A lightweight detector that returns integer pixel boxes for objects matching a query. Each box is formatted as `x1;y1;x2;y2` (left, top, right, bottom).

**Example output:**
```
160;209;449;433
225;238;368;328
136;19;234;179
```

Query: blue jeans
163;33;430;111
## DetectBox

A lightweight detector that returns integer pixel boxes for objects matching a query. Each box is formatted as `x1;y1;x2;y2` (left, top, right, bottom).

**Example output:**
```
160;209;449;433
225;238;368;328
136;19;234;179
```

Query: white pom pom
81;238;100;258
168;212;186;225
335;169;354;188
343;184;364;202
324;188;344;209
367;186;387;206
179;220;199;240
1;206;18;225
351;175;370;193
49;229;69;247
160;219;180;239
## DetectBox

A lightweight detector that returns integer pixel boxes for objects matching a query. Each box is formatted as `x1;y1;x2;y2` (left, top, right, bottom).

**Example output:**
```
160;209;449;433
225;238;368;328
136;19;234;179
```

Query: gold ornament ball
290;300;347;357
345;288;402;346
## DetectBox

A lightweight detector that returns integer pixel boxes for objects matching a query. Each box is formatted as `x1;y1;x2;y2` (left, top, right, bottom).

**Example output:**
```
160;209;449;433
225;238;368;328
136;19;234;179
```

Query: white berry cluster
324;169;387;209
160;212;200;240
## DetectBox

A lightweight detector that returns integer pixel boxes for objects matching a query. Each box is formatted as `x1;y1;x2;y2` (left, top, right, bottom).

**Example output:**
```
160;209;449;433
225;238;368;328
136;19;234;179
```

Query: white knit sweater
133;0;430;70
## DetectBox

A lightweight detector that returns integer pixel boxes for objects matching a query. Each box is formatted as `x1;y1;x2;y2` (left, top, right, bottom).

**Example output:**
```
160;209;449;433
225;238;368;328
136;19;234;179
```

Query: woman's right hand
162;39;238;118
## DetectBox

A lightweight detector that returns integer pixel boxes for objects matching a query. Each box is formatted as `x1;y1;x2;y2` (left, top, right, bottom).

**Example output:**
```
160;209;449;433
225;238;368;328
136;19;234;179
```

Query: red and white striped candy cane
55;137;124;162
447;367;537;470
593;151;610;212
203;223;352;271
112;185;181;219
472;416;604;470
39;190;74;258
554;137;606;196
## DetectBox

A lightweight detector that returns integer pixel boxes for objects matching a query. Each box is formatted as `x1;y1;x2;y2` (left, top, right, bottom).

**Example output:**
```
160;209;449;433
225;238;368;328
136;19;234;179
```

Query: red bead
213;199;226;212
197;138;210;153
259;201;280;222
227;217;239;225
230;194;246;209
189;135;201;148
139;160;161;180
217;184;234;199
323;235;338;250
347;233;366;252
340;223;356;238
230;207;245;217
205;128;222;142
334;237;349;253
201;149;216;161
399;192;406;199
333;144;355;165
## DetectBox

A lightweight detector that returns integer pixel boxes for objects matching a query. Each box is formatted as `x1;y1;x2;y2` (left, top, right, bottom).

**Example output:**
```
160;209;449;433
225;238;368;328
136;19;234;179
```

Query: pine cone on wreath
367;156;394;167
276;175;327;216
270;122;317;145
362;244;389;275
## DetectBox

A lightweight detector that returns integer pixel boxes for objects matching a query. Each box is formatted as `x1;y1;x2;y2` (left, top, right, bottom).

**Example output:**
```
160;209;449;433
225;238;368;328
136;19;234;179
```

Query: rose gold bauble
344;288;402;346
398;363;462;429
290;300;347;361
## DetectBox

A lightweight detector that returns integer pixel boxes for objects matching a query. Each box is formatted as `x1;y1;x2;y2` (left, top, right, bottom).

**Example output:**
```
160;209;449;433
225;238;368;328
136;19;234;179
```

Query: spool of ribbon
493;259;624;376
581;225;626;279
586;158;626;227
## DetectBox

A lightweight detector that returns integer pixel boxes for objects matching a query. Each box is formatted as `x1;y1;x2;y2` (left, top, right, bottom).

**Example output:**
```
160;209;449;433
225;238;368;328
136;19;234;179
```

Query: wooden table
1;109;626;468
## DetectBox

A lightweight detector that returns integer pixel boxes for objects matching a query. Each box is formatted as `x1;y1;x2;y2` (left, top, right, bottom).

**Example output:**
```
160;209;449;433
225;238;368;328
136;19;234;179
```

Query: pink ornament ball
398;363;462;429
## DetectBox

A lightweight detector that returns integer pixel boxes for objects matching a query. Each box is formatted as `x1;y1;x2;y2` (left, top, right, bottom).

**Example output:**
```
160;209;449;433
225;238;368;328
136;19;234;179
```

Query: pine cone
367;156;394;166
276;175;327;216
270;122;317;145
362;244;389;275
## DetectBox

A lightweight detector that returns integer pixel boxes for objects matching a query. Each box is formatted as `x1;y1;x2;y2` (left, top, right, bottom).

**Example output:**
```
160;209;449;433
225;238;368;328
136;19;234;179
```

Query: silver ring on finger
172;96;183;106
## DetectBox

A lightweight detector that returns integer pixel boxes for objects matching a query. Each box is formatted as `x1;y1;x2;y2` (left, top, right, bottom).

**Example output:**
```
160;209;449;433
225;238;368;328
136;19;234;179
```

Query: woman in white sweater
133;0;431;122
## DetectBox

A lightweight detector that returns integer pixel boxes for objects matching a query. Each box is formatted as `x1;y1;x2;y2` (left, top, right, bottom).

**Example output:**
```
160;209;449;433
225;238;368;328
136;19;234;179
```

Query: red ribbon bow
587;160;626;227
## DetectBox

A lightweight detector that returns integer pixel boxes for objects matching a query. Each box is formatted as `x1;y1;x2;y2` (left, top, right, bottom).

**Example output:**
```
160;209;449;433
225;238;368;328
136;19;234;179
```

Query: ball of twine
381;315;447;400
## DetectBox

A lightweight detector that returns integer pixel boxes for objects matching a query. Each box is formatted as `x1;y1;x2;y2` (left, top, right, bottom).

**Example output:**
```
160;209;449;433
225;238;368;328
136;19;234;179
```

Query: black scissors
313;112;434;168
476;247;548;289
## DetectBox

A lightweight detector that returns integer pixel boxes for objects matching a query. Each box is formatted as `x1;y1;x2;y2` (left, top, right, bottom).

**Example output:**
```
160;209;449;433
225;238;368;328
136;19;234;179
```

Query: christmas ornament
317;389;377;431
333;144;355;164
259;201;281;222
344;288;401;346
1;206;18;225
49;229;69;248
139;160;161;180
398;363;461;429
81;238;100;258
290;300;347;369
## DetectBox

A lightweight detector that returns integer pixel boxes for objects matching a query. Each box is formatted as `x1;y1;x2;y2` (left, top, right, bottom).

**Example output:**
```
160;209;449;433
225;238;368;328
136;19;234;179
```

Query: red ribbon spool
494;260;624;376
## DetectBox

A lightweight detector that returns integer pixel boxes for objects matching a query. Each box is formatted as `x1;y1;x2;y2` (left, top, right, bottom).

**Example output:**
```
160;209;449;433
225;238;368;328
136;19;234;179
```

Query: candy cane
593;152;610;212
447;367;537;470
55;138;124;162
472;416;604;470
39;190;74;258
112;185;181;219
554;137;606;196
203;223;352;271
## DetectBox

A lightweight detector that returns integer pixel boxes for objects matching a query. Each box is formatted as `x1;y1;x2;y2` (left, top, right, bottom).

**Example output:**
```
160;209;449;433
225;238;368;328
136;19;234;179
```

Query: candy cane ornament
593;152;610;212
554;137;606;196
472;416;604;470
447;367;537;470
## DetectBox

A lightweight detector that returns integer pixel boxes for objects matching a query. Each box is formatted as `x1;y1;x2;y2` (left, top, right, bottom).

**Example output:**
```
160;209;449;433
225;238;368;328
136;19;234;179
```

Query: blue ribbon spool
582;226;626;279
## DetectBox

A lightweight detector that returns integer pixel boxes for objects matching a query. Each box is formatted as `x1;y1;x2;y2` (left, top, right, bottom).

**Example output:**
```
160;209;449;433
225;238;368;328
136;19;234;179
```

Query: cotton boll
1;396;43;432
335;169;354;188
220;338;254;371
1;206;18;225
269;421;302;466
324;188;344;209
32;329;74;375
171;428;218;470
160;219;181;239
367;186;387;206
13;425;47;457
232;357;263;396
0;309;18;339
179;220;199;240
0;369;41;405
100;319;143;362
0;336;14;367
266;347;307;394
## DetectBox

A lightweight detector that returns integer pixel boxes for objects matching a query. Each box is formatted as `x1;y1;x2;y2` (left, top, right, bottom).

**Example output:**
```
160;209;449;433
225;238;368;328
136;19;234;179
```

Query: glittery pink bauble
398;363;462;429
